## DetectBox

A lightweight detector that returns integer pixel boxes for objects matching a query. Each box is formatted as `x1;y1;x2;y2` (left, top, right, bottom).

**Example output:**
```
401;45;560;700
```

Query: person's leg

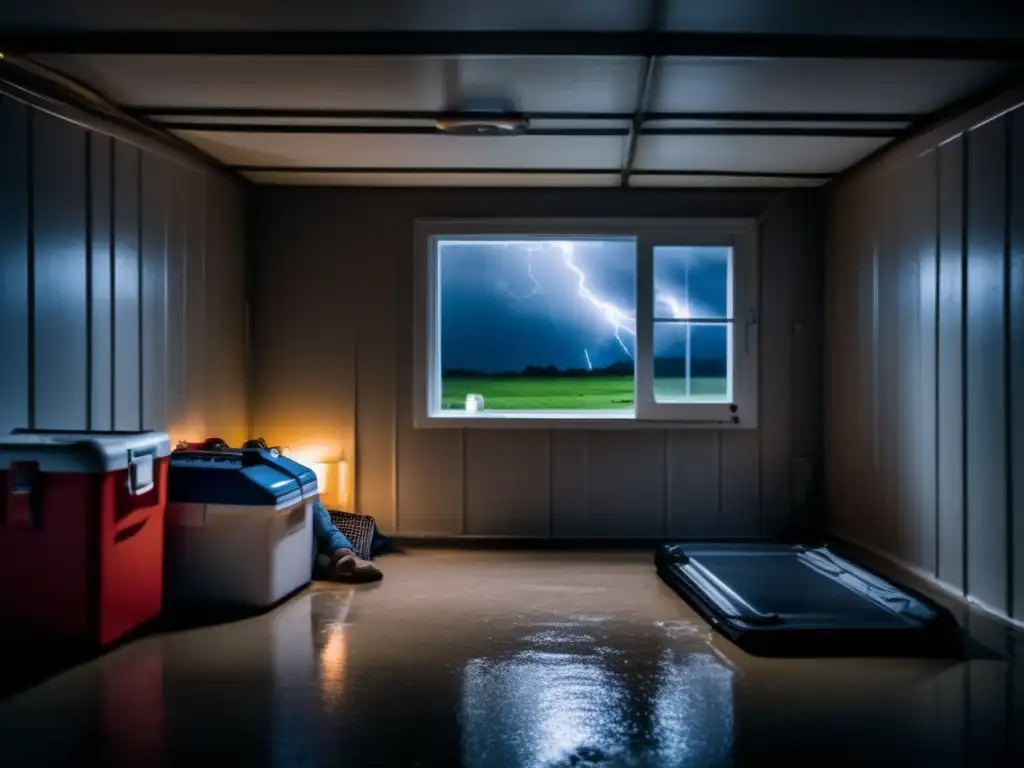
311;500;382;583
313;498;356;554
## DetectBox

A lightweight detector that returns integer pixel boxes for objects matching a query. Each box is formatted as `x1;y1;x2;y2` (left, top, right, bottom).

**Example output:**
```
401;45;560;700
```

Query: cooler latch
5;461;43;530
127;449;155;496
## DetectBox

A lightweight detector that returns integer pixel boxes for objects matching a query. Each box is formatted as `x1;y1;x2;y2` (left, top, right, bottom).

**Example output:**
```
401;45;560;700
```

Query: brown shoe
328;549;383;583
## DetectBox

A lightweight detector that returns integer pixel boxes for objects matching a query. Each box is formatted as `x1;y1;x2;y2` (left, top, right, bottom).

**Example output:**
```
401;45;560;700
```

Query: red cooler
0;429;171;646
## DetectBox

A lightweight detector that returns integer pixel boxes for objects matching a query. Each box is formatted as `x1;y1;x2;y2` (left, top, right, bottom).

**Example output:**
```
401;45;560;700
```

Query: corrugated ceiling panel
629;174;828;188
33;54;646;113
652;58;1012;115
3;0;648;32
241;171;621;187
642;119;910;131
633;134;891;174
150;116;633;131
174;130;627;169
665;0;1024;38
4;0;1022;37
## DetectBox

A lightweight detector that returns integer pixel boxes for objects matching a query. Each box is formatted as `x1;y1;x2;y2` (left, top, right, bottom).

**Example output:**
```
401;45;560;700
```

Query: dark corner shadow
0;633;95;703
0;583;318;704
961;636;1007;662
0;618;161;704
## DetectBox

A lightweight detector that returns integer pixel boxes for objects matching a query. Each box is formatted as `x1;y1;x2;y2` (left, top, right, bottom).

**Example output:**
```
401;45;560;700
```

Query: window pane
653;322;731;403
438;238;636;413
653;246;730;320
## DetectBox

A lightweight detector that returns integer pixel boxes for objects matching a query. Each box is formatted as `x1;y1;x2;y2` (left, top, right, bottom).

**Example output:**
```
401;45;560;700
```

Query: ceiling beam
620;56;658;187
159;121;899;138
3;31;1022;59
233;166;622;174
229;166;834;180
159;123;630;137
134;107;922;123
620;0;668;188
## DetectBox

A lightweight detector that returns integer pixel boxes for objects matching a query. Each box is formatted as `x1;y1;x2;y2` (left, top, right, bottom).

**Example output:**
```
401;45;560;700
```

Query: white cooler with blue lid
165;449;317;608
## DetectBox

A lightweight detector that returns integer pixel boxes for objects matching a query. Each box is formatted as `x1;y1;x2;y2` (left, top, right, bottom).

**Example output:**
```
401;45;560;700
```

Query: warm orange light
319;622;348;699
283;448;350;508
168;423;206;448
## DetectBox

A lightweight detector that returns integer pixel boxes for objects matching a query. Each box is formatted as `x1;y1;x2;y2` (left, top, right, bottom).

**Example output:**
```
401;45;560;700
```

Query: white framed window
413;219;758;429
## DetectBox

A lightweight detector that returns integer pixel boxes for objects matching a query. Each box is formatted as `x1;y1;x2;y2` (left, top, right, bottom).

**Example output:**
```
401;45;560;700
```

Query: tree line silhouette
444;356;726;379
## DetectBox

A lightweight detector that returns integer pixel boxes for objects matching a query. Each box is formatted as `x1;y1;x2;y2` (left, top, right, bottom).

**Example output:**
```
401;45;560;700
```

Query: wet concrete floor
0;549;1021;766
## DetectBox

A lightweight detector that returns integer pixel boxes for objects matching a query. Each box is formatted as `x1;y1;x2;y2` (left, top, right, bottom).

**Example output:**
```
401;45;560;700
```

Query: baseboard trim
389;535;774;551
828;533;1024;632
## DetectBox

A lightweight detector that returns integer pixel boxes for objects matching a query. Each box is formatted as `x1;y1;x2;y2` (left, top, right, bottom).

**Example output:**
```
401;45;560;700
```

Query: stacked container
164;449;318;608
0;429;171;646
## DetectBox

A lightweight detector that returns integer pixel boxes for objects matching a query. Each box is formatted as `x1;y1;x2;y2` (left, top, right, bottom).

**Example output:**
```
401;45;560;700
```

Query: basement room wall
0;89;248;446
824;87;1024;623
249;187;822;539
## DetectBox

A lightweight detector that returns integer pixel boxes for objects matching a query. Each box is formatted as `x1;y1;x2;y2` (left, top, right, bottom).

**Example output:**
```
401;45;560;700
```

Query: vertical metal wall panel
827;98;1024;624
936;136;967;591
32;111;88;430
164;164;187;433
757;195;795;535
875;175;901;556
0;89;246;468
1009;111;1024;621
184;171;207;437
964;117;1009;612
0;97;30;434
141;153;169;430
113;142;141;431
720;431;761;537
464;431;551;536
89;133;113;431
550;431;590;537
666;432;721;537
914;151;939;575
586;432;666;538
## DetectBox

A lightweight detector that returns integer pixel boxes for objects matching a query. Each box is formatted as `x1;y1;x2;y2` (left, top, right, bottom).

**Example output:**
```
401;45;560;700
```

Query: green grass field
441;376;728;410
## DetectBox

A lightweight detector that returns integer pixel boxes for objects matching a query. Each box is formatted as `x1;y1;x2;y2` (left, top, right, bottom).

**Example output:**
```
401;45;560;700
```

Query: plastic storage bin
164;449;317;608
0;429;171;646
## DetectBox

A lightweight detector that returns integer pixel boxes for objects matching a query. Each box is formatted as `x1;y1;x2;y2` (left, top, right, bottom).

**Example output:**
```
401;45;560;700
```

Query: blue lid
263;453;318;496
168;450;302;506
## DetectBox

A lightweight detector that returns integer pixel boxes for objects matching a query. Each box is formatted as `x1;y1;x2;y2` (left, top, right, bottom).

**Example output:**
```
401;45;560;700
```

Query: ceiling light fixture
435;98;529;136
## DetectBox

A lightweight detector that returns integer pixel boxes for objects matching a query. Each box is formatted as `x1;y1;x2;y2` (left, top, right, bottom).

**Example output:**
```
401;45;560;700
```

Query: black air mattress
656;542;960;657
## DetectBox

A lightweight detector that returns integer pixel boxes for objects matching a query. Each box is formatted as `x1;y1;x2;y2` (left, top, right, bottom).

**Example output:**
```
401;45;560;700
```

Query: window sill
415;411;757;430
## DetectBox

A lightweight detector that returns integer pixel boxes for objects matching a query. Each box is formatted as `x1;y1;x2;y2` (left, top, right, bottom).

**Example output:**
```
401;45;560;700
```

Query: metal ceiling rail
620;0;667;187
156;122;900;138
157;123;631;136
229;166;834;180
2;31;1022;59
620;55;659;187
134;107;923;123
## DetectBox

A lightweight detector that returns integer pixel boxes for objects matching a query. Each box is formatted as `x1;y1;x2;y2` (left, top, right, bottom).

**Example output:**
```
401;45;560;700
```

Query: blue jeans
312;499;354;560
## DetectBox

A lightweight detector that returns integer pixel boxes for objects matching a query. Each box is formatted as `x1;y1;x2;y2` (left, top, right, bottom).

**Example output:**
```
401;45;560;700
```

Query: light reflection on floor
462;642;734;768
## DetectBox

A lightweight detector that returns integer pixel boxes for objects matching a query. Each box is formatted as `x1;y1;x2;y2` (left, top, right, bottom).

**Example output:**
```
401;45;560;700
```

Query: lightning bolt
557;241;636;358
497;240;697;365
497;249;542;300
656;292;692;320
